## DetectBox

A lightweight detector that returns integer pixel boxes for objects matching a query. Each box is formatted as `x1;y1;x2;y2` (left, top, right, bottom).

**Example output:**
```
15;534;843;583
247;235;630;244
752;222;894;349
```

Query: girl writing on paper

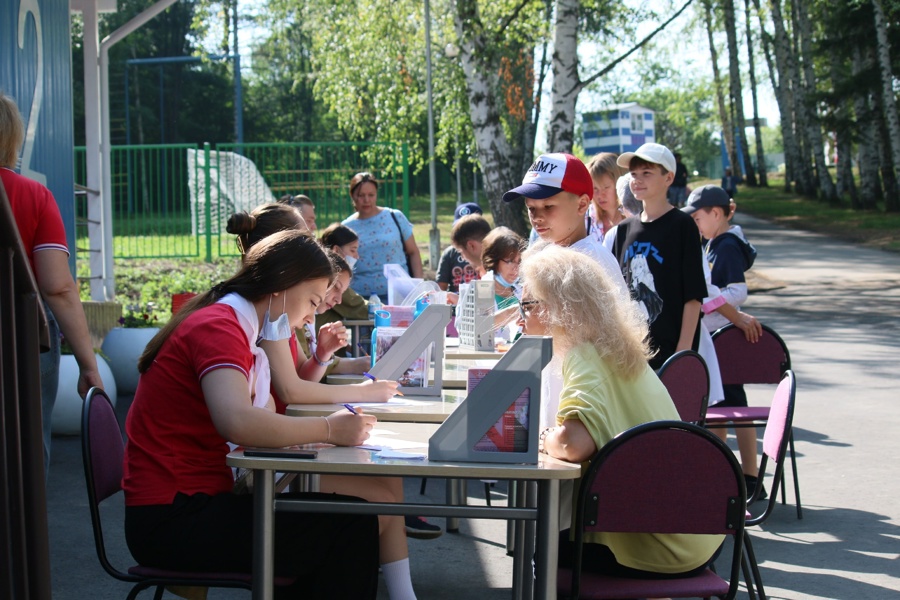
123;230;380;598
226;204;396;405
230;204;424;599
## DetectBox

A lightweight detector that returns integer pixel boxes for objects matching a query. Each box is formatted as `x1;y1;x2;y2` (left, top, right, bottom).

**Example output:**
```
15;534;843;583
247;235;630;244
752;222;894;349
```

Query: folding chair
656;349;710;425
704;323;802;518
740;370;798;600
558;421;747;600
81;387;292;599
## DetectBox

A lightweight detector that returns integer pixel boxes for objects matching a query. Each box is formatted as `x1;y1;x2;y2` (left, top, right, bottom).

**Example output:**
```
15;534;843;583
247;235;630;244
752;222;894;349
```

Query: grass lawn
406;191;497;273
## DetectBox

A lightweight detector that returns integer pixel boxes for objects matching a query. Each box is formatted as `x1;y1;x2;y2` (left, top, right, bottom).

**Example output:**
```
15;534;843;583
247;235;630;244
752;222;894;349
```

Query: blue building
582;103;655;156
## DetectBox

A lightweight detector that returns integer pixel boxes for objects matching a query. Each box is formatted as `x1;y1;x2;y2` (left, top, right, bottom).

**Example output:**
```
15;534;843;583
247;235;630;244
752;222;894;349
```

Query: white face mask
259;293;293;342
344;255;358;270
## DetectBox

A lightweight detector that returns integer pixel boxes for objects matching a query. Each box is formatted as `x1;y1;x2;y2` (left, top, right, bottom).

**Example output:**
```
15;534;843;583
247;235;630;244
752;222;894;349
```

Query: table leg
506;480;518;556
510;481;528;600
522;482;537;600
534;479;560;600
446;478;461;532
252;469;275;600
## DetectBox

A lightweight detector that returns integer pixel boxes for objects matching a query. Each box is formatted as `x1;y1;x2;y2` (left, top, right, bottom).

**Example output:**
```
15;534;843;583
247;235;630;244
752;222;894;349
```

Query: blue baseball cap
454;202;483;221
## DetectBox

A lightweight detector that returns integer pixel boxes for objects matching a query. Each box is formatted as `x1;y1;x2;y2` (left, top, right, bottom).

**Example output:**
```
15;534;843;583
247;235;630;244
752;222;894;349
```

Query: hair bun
226;211;257;235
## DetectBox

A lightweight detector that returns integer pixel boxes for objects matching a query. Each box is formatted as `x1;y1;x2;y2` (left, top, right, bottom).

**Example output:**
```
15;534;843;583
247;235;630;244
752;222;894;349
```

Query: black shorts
125;491;379;599
714;384;748;408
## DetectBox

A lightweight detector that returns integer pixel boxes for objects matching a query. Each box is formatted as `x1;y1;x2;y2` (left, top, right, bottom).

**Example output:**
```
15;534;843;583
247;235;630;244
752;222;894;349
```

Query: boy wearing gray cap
683;184;766;498
610;143;707;370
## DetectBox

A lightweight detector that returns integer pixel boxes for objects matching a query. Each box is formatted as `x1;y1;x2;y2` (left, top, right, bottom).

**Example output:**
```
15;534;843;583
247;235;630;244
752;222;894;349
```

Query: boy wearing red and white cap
503;153;627;299
504;153;629;432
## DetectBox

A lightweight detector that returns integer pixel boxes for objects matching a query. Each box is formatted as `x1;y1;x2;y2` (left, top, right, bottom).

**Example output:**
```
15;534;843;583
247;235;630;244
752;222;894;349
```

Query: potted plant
101;304;162;395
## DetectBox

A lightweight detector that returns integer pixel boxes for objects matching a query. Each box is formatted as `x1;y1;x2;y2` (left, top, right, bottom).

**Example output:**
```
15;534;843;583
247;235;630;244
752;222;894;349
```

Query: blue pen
343;403;358;415
357;342;370;357
361;371;403;395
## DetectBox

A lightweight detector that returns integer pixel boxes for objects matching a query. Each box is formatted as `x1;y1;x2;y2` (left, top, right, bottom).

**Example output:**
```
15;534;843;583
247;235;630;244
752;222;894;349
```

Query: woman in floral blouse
342;172;423;301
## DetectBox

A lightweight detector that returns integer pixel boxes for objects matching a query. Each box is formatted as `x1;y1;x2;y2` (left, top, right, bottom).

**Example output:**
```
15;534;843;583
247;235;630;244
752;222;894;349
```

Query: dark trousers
126;491;379;599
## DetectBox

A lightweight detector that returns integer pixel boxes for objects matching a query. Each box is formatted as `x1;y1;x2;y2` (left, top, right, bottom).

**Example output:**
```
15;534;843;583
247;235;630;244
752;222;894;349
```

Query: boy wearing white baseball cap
503;152;626;299
609;143;707;370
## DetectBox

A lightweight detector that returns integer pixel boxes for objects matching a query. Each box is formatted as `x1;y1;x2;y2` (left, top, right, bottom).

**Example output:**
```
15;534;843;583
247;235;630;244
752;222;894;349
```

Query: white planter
101;327;160;394
52;353;117;435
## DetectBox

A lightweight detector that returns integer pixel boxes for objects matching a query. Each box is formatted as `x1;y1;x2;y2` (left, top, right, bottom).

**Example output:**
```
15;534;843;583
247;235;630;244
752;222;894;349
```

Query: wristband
313;348;334;367
538;426;553;455
323;416;332;443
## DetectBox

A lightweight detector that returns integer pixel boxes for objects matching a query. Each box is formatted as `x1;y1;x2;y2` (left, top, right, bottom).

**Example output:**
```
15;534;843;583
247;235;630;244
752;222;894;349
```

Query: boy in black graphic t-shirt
611;143;707;370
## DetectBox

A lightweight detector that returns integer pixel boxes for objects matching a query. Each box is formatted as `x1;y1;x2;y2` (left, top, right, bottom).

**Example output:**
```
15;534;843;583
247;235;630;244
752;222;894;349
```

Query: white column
78;0;107;301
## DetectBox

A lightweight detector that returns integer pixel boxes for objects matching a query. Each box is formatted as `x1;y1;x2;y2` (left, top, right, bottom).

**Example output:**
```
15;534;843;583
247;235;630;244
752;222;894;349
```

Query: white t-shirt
538;234;630;428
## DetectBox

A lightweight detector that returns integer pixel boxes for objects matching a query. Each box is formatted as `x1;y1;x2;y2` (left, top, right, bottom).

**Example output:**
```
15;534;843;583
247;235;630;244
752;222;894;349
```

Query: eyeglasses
501;258;522;267
518;299;540;321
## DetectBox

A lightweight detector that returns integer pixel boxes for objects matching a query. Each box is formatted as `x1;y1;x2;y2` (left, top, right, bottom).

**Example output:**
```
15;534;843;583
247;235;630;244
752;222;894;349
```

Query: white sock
381;557;417;600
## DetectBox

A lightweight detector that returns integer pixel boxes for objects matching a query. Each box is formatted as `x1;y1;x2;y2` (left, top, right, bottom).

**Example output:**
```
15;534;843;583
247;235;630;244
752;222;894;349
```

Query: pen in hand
357;343;370;357
343;403;358;415
362;372;403;396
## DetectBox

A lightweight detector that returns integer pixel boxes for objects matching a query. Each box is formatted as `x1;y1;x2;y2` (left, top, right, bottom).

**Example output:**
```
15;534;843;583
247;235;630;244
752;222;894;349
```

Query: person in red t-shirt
230;205;426;598
123;229;380;598
1;92;104;481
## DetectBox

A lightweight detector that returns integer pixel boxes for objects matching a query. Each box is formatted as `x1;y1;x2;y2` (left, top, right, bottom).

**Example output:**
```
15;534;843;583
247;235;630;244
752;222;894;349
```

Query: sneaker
405;515;443;540
744;475;768;502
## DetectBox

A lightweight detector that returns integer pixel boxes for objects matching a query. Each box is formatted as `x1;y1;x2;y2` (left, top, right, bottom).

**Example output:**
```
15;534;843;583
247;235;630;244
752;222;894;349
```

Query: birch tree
852;44;883;209
453;0;538;233
703;1;737;174
546;0;694;153
752;0;797;190
872;0;900;211
794;0;838;201
743;0;767;186
723;0;755;184
768;0;811;194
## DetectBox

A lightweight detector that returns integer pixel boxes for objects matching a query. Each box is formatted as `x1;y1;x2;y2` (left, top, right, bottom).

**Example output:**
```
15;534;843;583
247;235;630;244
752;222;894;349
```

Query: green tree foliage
243;21;341;142
623;62;721;176
72;0;236;146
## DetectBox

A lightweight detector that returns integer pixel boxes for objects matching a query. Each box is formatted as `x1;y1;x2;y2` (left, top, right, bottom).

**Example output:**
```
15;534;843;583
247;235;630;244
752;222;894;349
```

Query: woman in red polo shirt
123;229;380;598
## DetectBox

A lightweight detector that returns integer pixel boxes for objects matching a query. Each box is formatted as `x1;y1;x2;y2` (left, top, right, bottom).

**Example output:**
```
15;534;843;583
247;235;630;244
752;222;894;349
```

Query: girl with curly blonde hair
518;243;722;579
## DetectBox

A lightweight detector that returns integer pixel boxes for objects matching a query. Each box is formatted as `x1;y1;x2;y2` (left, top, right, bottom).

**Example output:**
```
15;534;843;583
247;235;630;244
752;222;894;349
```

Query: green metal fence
74;141;410;262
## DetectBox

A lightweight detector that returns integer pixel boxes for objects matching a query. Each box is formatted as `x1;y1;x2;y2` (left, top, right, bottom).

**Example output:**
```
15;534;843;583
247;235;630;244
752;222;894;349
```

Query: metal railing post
204;142;212;263
402;142;410;216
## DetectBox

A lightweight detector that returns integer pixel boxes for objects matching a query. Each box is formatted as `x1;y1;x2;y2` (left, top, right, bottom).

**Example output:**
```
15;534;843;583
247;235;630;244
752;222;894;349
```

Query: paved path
723;215;900;599
46;213;900;599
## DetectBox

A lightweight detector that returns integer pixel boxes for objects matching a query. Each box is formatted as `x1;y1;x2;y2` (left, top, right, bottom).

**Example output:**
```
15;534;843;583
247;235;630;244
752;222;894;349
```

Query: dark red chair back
656;350;709;425
712;323;791;385
561;421;746;600
80;387;288;597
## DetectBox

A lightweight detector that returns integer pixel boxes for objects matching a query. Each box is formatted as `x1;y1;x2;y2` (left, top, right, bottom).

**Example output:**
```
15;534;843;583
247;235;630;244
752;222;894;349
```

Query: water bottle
370;309;391;368
367;294;382;320
413;296;429;320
